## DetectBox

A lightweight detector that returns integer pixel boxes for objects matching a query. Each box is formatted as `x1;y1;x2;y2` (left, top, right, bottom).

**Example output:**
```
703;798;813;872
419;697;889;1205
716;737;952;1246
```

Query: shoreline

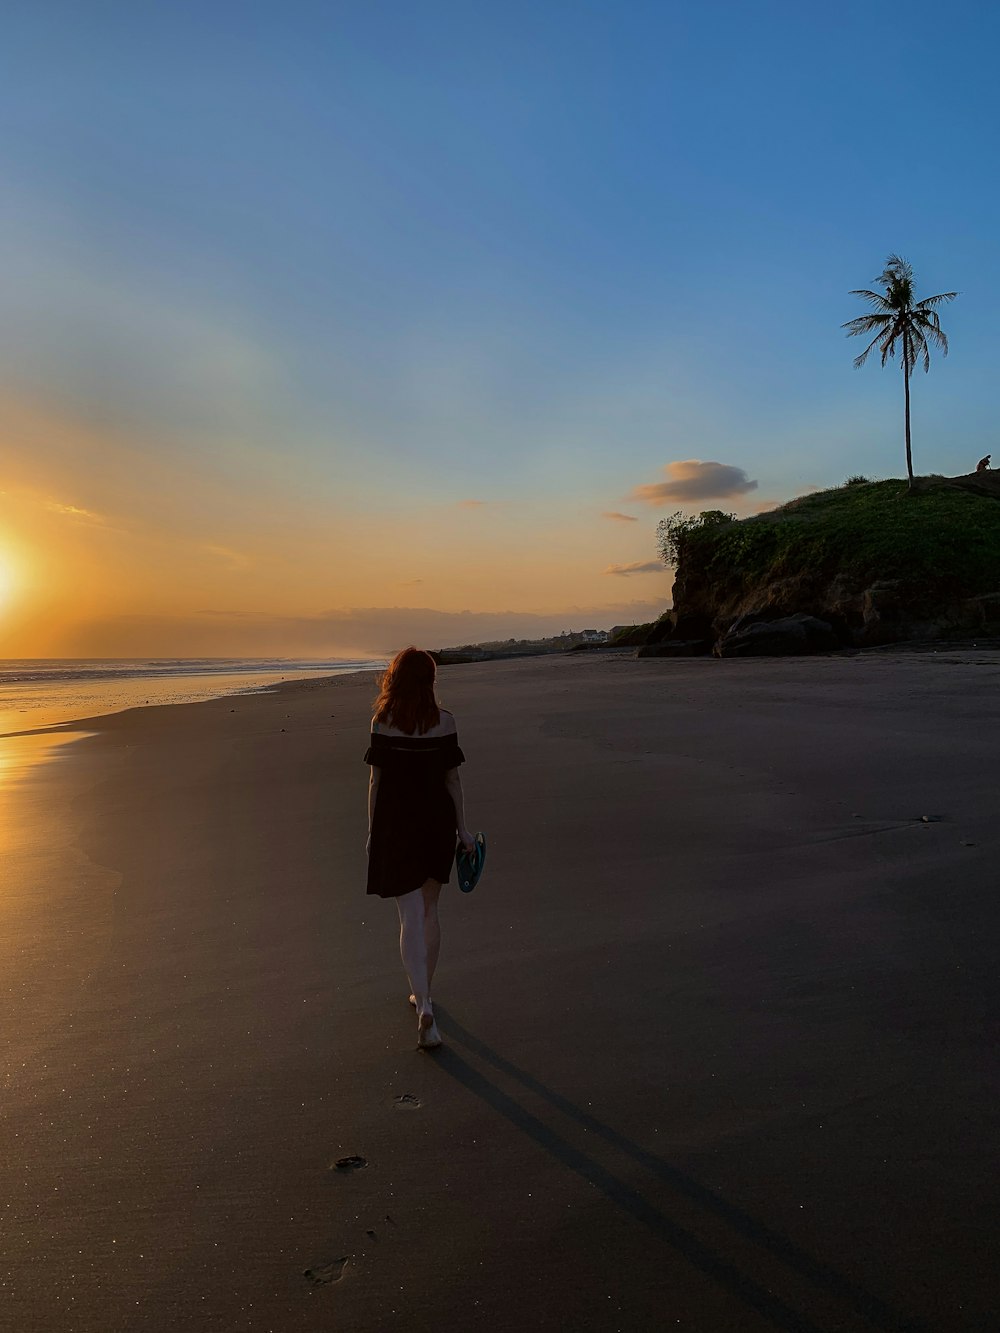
6;652;1000;1329
7;638;1000;744
0;665;382;742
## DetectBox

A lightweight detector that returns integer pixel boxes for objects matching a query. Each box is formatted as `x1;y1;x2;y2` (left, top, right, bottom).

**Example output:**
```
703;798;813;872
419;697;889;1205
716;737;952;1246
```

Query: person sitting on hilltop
976;454;992;472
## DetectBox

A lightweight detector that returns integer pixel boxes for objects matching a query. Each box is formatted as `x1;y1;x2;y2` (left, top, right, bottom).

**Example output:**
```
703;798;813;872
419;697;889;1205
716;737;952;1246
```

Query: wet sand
3;652;999;1331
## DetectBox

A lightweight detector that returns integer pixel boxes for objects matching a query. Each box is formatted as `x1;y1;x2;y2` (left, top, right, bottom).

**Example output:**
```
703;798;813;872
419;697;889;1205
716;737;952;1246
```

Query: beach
4;651;999;1331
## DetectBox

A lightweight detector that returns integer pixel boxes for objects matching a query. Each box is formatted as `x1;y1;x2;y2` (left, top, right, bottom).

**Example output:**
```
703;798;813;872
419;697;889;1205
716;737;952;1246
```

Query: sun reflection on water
0;733;86;857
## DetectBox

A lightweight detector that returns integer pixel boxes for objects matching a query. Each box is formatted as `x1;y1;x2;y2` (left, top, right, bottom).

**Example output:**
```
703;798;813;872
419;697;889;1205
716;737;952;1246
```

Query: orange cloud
458;499;486;508
52;601;672;658
630;460;758;504
602;511;638;522
43;499;107;523
202;544;251;571
603;560;663;576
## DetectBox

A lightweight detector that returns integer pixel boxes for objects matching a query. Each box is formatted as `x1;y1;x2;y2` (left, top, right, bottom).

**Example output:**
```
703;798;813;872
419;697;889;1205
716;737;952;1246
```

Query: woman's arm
367;768;380;852
445;768;474;851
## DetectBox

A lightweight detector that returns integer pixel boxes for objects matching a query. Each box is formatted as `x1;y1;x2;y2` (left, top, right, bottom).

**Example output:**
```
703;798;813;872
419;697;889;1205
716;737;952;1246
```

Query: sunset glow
0;541;26;617
1;4;997;657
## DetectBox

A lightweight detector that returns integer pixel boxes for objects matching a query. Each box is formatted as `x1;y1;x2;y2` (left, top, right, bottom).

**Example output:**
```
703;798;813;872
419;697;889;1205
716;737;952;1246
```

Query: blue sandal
456;832;487;893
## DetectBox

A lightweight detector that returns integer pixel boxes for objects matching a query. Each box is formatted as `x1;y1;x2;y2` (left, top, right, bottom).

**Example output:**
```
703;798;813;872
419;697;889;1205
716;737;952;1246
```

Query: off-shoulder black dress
364;730;466;898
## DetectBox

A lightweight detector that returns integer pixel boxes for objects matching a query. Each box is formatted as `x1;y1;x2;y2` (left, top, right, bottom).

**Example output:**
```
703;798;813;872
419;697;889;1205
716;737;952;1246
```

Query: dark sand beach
4;652;999;1331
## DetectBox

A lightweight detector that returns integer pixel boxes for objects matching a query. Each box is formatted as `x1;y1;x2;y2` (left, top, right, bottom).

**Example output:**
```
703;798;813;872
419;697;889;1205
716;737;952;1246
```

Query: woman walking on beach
365;648;474;1049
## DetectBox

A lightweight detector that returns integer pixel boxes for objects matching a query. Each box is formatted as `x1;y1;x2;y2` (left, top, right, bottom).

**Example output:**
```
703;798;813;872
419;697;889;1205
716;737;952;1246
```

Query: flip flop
455;832;487;893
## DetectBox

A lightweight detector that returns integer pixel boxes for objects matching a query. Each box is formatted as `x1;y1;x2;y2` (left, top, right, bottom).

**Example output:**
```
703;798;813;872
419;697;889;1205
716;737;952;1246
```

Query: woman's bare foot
416;1008;442;1049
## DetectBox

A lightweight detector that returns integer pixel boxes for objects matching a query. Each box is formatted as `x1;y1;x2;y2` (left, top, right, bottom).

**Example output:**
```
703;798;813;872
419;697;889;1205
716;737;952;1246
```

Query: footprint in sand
304;1257;348;1285
393;1093;422;1110
333;1155;368;1172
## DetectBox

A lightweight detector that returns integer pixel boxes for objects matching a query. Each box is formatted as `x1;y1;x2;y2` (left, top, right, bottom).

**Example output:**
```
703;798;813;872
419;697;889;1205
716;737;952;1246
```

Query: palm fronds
843;256;956;372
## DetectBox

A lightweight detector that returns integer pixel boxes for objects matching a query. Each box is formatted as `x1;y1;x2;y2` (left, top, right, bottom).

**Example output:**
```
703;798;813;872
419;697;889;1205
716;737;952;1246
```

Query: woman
365;647;474;1049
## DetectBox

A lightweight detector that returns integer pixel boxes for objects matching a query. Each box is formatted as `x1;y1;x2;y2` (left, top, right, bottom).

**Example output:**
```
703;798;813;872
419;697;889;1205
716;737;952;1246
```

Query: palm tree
843;255;957;488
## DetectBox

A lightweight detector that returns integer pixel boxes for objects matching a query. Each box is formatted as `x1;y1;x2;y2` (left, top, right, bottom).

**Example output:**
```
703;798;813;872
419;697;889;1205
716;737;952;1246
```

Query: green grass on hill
682;479;1000;595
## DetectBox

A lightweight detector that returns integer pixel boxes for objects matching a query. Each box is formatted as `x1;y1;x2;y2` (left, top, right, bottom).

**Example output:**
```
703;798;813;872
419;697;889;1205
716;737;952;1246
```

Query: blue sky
1;1;997;653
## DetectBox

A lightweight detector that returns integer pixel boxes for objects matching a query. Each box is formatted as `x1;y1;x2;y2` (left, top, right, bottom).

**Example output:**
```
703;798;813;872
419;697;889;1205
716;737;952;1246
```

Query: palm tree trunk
903;330;914;489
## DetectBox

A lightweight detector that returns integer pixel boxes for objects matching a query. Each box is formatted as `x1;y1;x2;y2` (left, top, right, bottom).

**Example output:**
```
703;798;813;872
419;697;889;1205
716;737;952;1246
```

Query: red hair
373;647;441;735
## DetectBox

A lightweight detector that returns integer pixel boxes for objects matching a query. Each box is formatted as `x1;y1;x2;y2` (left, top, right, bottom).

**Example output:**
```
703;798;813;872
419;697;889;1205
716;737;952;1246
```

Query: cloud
399;578;424;586
202;544;251;571
458;499;486;509
630;460;758;505
603;561;664;577
43;499;106;523
54;601;673;658
602;511;638;523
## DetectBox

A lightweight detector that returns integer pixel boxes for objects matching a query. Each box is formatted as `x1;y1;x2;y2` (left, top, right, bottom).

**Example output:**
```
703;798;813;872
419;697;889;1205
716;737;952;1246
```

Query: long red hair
373;647;441;735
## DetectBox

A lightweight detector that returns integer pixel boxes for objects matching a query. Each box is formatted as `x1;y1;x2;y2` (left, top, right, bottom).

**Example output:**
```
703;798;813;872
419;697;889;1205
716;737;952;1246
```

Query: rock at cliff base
715;614;840;658
637;640;711;658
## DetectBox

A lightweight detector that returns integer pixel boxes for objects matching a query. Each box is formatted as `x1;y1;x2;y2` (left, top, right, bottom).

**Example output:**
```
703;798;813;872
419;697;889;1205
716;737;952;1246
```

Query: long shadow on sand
432;1008;924;1333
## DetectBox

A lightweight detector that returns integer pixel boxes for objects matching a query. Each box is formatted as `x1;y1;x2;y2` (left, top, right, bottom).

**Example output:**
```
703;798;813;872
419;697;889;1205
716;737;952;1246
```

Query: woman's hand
457;827;475;853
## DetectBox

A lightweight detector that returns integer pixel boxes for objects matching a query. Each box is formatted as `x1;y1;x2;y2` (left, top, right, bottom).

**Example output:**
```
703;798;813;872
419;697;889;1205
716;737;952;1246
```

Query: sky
1;0;998;657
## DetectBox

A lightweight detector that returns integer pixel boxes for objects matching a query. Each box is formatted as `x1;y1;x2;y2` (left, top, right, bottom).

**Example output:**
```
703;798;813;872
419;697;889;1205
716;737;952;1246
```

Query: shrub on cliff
656;509;737;567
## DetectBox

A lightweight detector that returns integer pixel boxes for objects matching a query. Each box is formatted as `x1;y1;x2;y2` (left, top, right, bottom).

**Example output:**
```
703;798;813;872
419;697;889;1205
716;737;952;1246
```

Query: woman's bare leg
396;882;440;1047
408;880;443;1006
396;887;429;1005
422;880;443;991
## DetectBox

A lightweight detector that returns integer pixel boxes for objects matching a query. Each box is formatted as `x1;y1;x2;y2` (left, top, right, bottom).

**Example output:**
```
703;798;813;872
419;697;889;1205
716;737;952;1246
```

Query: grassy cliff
667;475;1000;646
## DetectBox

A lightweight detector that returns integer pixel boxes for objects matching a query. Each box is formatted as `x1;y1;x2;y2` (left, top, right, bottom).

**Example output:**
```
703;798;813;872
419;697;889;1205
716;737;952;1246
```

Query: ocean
0;658;382;738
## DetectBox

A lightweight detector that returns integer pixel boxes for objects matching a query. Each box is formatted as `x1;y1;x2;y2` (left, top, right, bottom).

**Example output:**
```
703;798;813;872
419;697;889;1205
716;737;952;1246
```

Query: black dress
364;729;466;898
